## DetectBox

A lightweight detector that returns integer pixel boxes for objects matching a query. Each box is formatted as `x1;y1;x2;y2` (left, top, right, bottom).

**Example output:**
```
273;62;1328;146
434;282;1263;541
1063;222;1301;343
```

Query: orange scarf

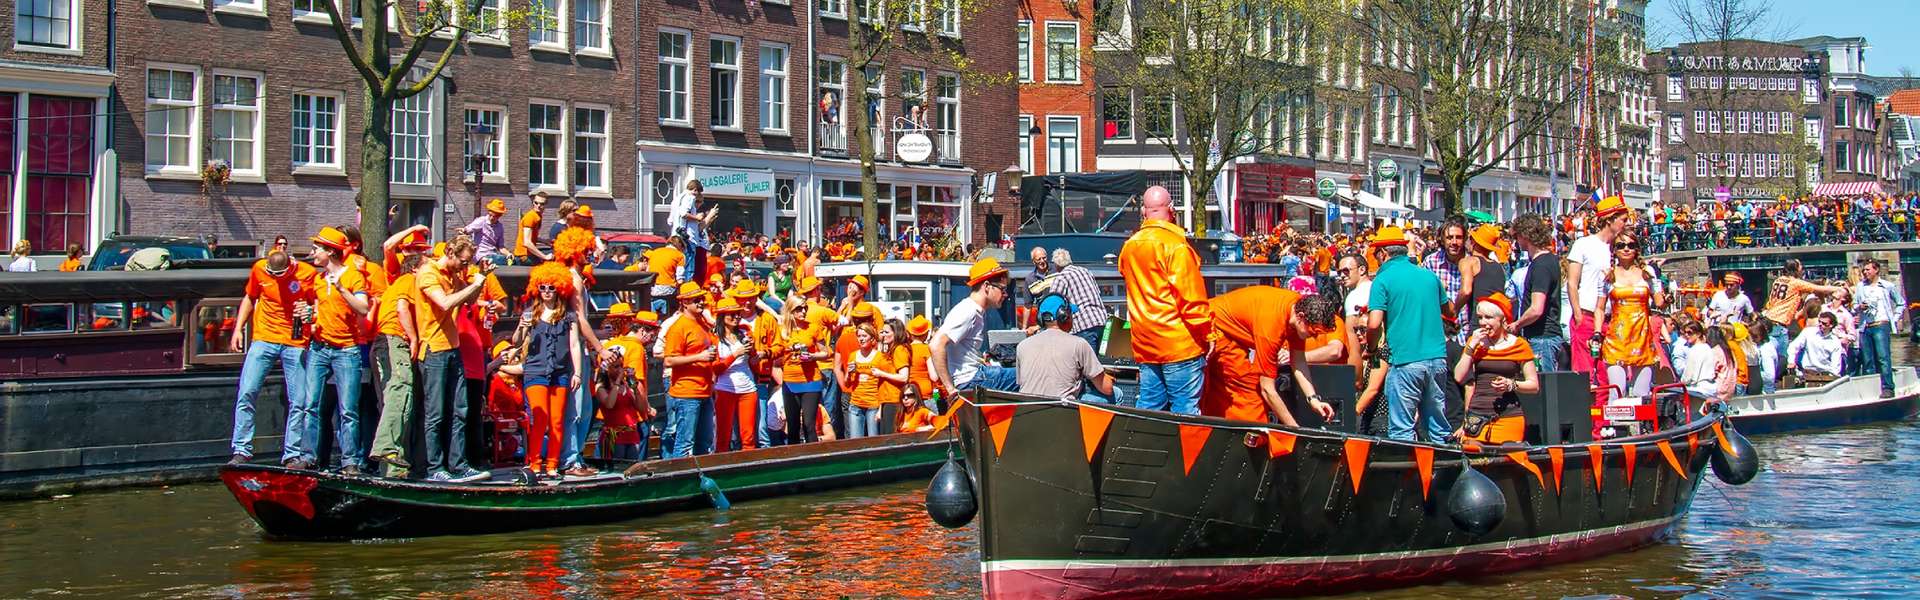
1474;337;1536;363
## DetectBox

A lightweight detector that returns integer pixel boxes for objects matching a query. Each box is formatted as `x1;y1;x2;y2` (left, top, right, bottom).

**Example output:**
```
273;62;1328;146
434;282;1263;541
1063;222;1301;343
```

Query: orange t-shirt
835;328;861;392
907;342;934;399
664;314;719;398
515;209;541;258
58;258;81;272
349;256;388;345
1209;285;1306;377
244;259;318;347
846;347;896;409
413;263;467;353
644;246;683;286
1301;315;1349;365
880;345;910;404
778;326;824;383
377;272;417;338
312;267;370;347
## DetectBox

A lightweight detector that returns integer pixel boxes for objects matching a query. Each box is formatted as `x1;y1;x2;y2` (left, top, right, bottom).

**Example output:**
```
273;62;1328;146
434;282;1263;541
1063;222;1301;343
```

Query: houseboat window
190;301;243;363
80;302;125;332
877;282;931;322
22;304;74;334
0;305;16;335
132;301;180;330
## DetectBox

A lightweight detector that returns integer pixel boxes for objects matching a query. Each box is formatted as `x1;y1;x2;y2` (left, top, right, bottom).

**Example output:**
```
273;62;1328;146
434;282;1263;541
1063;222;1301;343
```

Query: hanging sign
897;132;935;163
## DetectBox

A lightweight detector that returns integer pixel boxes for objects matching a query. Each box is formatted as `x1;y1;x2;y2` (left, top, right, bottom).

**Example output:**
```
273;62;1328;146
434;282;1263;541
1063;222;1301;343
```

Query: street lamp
464;121;496;218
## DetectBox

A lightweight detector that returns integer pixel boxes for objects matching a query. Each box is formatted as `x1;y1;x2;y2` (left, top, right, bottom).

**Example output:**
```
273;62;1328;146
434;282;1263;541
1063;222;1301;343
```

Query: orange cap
634;311;661;328
907;315;932;337
1595;195;1629;219
574;206;594;220
967;258;1009;287
1370;226;1409;249
486;198;507;214
311;227;353;252
677;281;706;300
796;276;822;295
1478;292;1514;321
850;275;870;291
607;302;635;318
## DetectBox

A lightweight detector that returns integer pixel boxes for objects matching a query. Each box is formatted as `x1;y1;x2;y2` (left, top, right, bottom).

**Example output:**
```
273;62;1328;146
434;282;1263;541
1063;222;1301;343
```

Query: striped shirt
1049;265;1110;335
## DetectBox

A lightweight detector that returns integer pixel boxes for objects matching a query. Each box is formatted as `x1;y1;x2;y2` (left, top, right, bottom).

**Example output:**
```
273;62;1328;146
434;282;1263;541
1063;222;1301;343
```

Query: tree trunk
1440;165;1469;218
358;88;394;261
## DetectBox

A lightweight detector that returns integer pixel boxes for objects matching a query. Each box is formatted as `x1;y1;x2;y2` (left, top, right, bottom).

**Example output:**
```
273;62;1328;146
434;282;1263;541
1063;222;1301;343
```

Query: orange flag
1713;421;1731;451
1508;451;1546;490
1077;405;1115;464
1343;439;1372;494
1588;444;1605;491
1622;443;1639;487
1687;432;1699;456
1266;431;1297;459
981;405;1016;457
1414;446;1435;500
1547;447;1566;494
1177;424;1211;476
1658;440;1689;480
927;395;970;437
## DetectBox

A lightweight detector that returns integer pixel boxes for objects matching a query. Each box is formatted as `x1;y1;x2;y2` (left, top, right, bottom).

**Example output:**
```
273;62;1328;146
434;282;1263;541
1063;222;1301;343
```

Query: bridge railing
1644;211;1917;254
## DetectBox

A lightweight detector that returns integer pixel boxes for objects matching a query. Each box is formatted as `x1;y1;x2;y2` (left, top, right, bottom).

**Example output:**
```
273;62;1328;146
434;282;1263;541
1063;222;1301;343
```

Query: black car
87;235;215;271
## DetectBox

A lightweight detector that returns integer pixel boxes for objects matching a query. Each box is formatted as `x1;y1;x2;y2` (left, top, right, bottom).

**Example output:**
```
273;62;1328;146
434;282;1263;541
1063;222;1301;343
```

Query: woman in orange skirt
1594;234;1666;401
1453;294;1539;444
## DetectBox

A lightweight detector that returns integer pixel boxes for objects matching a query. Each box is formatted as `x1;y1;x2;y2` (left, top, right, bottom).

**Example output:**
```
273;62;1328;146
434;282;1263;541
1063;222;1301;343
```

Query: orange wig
524;262;577;304
553;226;598;267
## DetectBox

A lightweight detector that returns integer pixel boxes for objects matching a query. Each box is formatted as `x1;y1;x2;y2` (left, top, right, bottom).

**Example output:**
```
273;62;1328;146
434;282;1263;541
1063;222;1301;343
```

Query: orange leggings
525;385;568;472
714;389;759;452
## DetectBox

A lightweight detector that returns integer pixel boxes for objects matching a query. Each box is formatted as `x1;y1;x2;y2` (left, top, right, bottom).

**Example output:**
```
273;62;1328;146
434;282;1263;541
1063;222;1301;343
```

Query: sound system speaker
1535;371;1593;445
1298;364;1359;433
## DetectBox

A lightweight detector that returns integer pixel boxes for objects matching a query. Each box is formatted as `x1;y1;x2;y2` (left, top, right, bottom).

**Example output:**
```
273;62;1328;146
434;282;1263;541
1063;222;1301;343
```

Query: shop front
1233;161;1315;235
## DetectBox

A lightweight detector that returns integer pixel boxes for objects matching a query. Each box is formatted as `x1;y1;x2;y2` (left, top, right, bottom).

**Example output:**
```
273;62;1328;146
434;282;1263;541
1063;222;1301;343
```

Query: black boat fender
1711;420;1759;485
926;455;977;528
1448;459;1506;536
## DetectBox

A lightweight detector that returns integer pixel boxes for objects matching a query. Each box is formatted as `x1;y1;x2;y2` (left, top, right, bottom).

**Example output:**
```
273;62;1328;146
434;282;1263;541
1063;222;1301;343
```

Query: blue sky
1651;0;1920;75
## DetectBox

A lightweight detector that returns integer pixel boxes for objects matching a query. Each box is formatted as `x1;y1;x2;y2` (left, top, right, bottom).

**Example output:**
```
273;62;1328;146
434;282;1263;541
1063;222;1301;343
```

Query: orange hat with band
1469;224;1502;254
607;302;635;318
1370;226;1409;249
967;258;1009;287
796;276;823;295
907;315;932;337
486;199;508;214
634;310;661;328
850;302;877;320
311;227;353;252
574;206;595;220
676;281;706;300
730;280;762;299
715;297;748;314
1478;292;1515;321
850;275;870;291
1595;195;1630;219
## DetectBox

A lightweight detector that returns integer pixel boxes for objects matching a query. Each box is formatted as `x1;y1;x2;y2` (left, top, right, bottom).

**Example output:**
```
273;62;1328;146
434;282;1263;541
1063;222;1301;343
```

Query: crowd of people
1645;194;1917;253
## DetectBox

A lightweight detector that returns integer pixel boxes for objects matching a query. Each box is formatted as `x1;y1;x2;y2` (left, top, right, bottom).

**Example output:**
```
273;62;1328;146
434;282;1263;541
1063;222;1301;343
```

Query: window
1768;111;1780;134
1803;77;1820;104
16;0;77;49
209;73;263;178
1693;110;1705;135
1835;97;1849;128
649;170;676;235
573;0;608;53
858;0;883;25
1669;159;1685;188
1143;94;1173;139
1769;153;1780;178
572;105;608;193
472;0;506;41
819;0;845;19
1101;87;1132;140
761;45;790;133
144;67;199;174
1836;141;1851;171
658;30;691;125
863;65;885;154
1047;117;1078;175
935;74;959;158
463;106;504;179
389;90;434;185
1737;111;1749;134
709;37;740;129
1708;111;1719;134
934;0;959;37
1045;23;1078;83
1017;115;1033;175
816;57;846;153
901;68;926;128
1667;115;1683;143
292;92;343;171
1740;153;1751;178
213;0;263;14
22;95;94;253
529;102;566;189
531;0;564;48
1805;118;1821;144
1695;155;1708;178
1016;22;1032;82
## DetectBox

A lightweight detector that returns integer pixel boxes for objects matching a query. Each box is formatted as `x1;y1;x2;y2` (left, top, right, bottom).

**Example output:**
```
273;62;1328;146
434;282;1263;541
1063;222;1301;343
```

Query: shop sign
1316;177;1337;200
897;133;934;163
690;166;775;199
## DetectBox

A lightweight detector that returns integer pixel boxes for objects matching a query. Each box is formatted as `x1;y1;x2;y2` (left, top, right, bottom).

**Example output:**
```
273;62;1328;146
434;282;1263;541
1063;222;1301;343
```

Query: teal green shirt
1367;255;1448;365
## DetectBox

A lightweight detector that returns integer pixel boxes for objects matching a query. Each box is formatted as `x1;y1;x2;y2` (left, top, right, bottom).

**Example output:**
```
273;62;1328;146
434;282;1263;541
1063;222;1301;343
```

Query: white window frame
291;90;346;175
572;0;610;57
709;36;742;131
1017;114;1033;176
1016;21;1032;83
760;43;791;135
658;28;692;127
462;104;507;183
14;0;84;54
1694;155;1708;178
291;0;371;27
902;0;926;32
816;56;846;149
571;103;611;196
1666;75;1683;101
1101;86;1133;143
935;72;960;159
528;99;569;192
858;0;884;25
819;0;846;20
1667;115;1683;144
469;0;509;44
1043;22;1080;84
212;0;266;18
209;69;266;181
530;0;570;53
1046;116;1080;175
388;86;437;186
144;64;201;178
934;0;960;38
1668;159;1685;189
1142;93;1175;142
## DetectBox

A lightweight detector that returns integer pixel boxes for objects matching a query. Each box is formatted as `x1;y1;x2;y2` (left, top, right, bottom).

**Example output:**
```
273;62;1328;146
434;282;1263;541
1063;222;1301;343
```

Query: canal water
7;348;1920;598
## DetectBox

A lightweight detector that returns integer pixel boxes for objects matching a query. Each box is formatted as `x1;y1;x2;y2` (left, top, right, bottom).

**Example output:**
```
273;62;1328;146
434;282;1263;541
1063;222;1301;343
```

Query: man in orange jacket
1119;185;1210;414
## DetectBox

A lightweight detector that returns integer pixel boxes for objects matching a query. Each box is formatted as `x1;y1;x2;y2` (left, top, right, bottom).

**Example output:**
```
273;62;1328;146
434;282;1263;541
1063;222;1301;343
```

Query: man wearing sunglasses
932;258;1020;396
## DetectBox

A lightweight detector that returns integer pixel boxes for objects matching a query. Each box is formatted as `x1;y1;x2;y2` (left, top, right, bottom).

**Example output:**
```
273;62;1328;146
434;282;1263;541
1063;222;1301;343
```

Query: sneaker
451;467;492;483
564;465;599;478
545;469;562;480
370;452;411;470
227;454;250;466
427;471;455;482
1882;389;1897;399
283;458;314;471
339;465;363;477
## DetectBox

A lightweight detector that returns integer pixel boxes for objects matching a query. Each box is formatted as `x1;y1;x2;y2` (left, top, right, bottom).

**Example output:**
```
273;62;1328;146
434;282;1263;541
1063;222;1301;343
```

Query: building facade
1016;0;1098;179
0;0;114;264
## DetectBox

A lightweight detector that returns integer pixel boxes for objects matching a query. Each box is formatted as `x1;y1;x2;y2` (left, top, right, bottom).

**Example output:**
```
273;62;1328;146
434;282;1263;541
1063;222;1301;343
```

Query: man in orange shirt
1756;258;1844;393
645;236;687;314
662;282;720;457
299;227;374;474
1118;185;1211;414
227;250;318;468
1203;286;1338;425
515;191;552;265
415;237;494;482
369;251;424;475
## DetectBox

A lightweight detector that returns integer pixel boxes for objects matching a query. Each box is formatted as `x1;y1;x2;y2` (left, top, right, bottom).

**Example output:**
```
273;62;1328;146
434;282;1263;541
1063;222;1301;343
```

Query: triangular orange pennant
981;405;1016;457
1265;431;1297;459
1588;444;1605;491
1713;421;1731;451
1547;447;1566;494
1414;446;1435;501
1658;440;1689;480
1343;439;1372;494
1687;432;1699;456
1622;443;1639;487
1177;424;1211;476
1078;405;1115;464
927;395;969;436
1507;451;1546;490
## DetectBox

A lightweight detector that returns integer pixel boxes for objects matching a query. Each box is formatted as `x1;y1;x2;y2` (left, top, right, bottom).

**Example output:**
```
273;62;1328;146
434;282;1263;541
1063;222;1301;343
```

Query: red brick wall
1017;1;1097;175
0;1;110;69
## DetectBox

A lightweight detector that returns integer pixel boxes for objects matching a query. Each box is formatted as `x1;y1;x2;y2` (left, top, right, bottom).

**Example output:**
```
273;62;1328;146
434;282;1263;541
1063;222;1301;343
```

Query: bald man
1118;185;1211;414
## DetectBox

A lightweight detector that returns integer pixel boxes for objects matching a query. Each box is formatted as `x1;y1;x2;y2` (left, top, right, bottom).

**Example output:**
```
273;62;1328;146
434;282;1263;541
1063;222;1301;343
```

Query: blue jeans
1526;334;1566;373
420;349;469;474
1862;322;1895;392
1761;323;1789;394
304;344;365;468
667;395;714;458
562;349;596;468
821;370;844;438
757;382;782;448
232;341;307;460
1073;327;1103;352
1135;356;1204;415
959;363;1021;393
847;405;882;438
1385;358;1452;442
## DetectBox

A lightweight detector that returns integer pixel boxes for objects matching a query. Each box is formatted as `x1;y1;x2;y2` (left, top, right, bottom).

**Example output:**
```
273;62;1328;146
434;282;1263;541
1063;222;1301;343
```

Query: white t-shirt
936;297;988;387
714;339;757;393
670;190;710;249
1705;291;1754;325
6;256;36;272
1343;279;1373;321
1567;235;1612;312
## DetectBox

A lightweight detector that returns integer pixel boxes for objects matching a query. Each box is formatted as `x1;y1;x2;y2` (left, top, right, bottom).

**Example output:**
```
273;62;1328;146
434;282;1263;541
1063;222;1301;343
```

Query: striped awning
1811;181;1884;197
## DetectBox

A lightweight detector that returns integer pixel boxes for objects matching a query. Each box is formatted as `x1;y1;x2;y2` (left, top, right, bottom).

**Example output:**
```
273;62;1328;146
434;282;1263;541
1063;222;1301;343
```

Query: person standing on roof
1118;185;1210;415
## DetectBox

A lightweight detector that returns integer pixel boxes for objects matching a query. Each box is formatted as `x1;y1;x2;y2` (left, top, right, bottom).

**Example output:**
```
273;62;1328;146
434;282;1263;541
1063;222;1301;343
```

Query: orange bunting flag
926;395;970;437
1588;444;1605;491
1713;421;1730;452
1077;405;1115;464
1343;439;1372;494
1266;431;1297;459
981;405;1016;457
1177;424;1211;476
1547;447;1566;494
1622;443;1639;487
1508;451;1546;490
1414;446;1435;501
1658;440;1689;480
1687;432;1699;456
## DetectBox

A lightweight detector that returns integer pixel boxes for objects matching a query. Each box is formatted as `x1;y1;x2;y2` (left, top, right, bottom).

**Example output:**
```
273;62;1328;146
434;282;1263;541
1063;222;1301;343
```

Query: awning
1282;195;1328;210
1341;190;1412;216
1811;181;1884;197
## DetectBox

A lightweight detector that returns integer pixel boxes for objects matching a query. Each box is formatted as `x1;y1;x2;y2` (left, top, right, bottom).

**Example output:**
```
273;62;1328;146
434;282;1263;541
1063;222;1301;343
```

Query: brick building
112;1;640;246
1015;0;1097;178
0;1;114;265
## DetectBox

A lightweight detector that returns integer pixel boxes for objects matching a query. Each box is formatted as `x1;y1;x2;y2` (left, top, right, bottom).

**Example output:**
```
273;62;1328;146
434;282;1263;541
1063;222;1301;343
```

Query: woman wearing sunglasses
516;263;583;479
1592;235;1666;405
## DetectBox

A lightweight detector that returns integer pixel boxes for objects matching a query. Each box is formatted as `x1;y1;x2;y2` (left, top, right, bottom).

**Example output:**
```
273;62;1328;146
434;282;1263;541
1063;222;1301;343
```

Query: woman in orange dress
1593;233;1665;402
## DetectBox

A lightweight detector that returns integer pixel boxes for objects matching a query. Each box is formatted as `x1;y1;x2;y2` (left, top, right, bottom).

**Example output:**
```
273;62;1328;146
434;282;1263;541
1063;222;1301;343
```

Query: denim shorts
523;372;571;389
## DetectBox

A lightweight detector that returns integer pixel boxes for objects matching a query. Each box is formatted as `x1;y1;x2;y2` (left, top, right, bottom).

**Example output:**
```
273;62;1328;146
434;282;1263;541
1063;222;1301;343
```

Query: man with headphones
1015;294;1115;402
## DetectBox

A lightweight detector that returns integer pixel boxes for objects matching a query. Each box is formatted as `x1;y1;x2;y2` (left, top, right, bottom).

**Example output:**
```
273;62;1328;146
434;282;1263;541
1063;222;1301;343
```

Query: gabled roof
1887;89;1920;116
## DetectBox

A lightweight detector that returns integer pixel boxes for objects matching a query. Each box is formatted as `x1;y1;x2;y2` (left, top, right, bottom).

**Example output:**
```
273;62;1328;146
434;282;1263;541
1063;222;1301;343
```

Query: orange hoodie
1119;219;1211;363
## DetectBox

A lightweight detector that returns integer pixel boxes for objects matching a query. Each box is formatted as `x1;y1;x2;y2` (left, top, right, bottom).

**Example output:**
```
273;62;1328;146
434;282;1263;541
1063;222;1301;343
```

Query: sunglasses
1613;242;1639;250
538;285;556;292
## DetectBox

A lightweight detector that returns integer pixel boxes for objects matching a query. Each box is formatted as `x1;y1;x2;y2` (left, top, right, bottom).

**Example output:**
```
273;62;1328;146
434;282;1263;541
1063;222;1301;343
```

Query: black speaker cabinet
1296;364;1359;433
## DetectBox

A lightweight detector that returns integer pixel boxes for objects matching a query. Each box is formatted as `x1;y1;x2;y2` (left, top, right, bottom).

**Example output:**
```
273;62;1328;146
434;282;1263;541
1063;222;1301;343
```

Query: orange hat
486;198;507;214
730;279;762;299
311;227;353;252
491;341;512;358
849;275;870;291
607;302;635;318
1724;272;1743;285
677;281;706;300
967;258;1009;287
634;310;661;328
1478;293;1514;321
850;302;877;320
1370;226;1409;249
907;315;932;337
1595;195;1629;219
574;206;594;220
715;297;748;314
432;242;448;258
400;230;432;251
1469;224;1502;253
796;276;822;295
706;273;725;287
